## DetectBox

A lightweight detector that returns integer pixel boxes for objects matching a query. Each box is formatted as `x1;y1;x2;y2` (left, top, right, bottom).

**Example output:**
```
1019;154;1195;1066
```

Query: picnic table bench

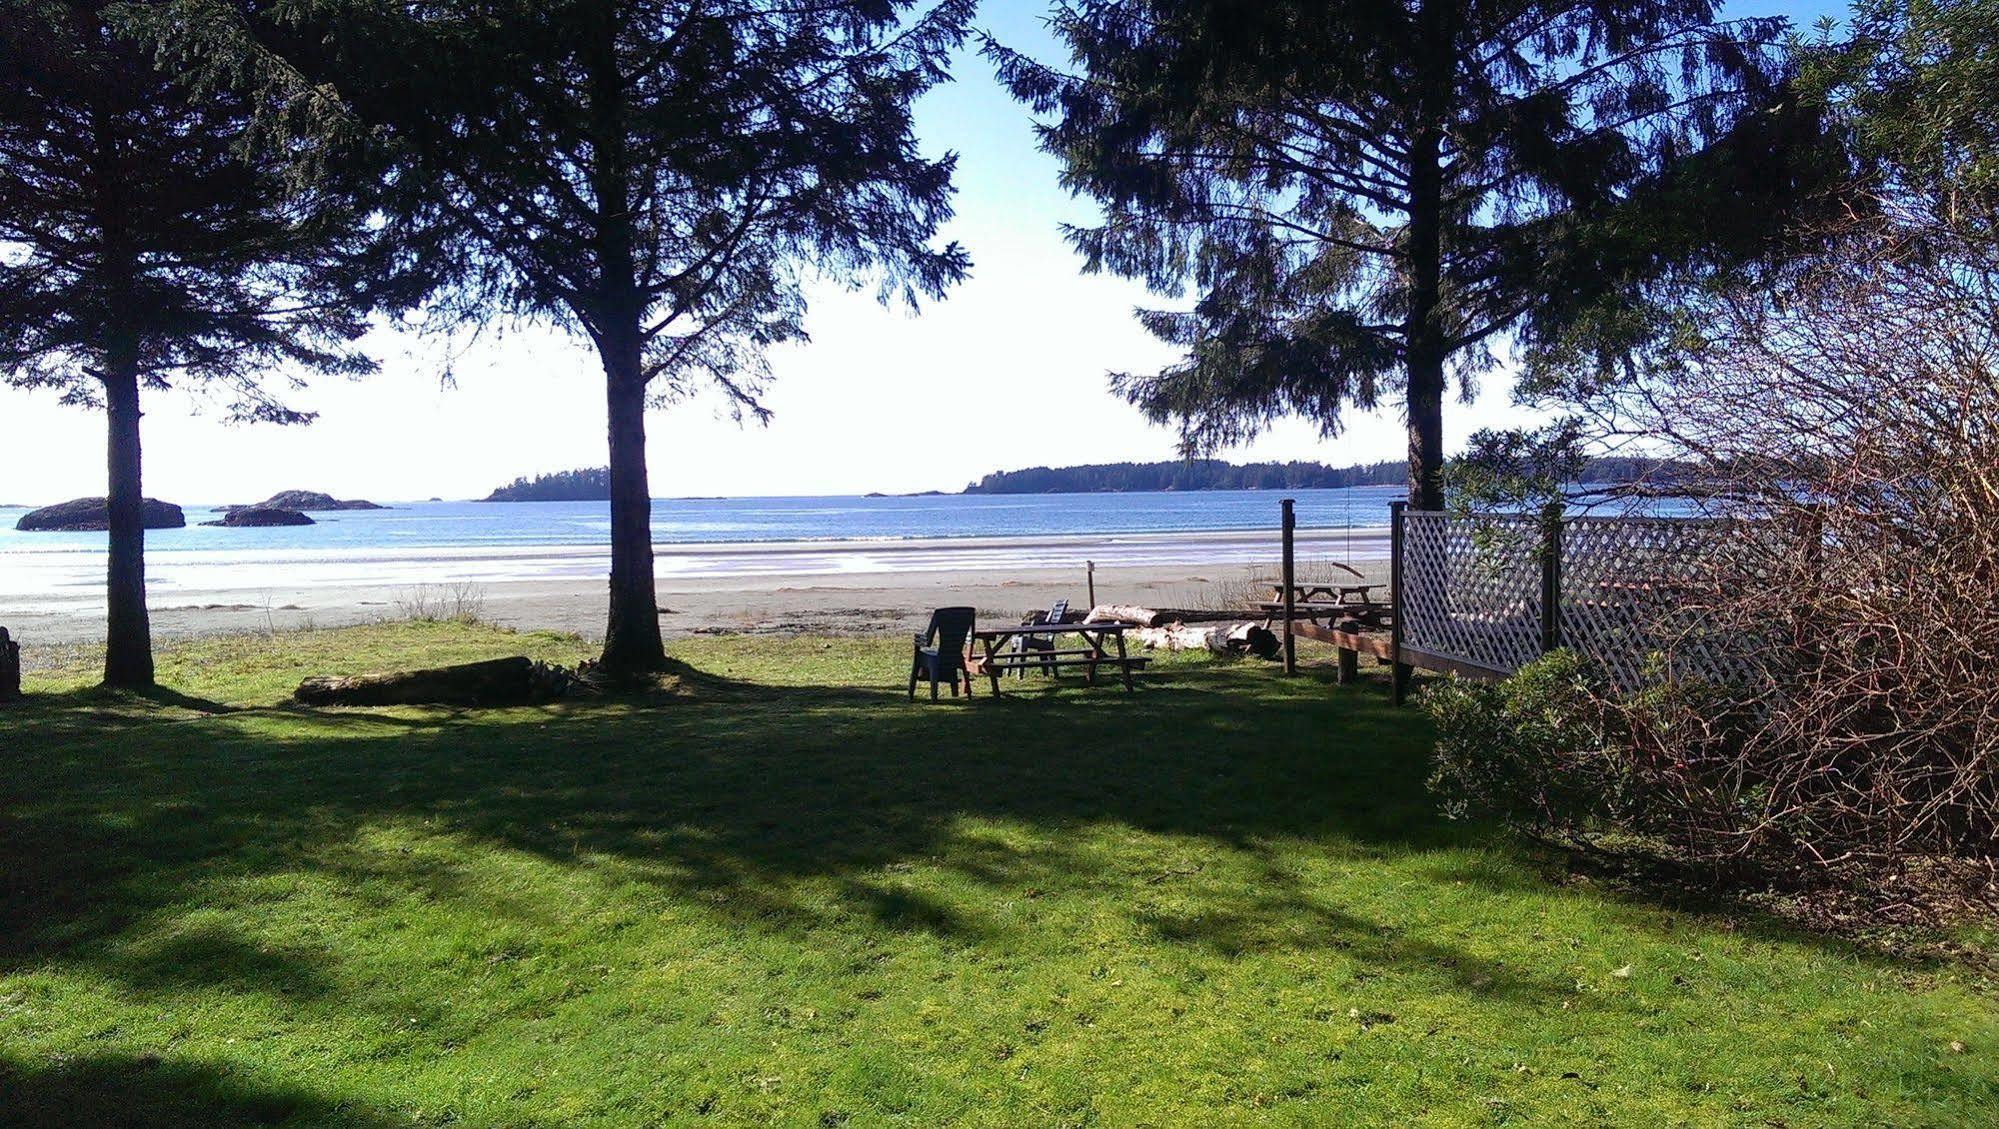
968;622;1148;695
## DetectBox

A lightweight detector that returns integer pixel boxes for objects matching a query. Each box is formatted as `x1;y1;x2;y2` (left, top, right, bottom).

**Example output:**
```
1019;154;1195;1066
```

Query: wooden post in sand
1086;560;1096;610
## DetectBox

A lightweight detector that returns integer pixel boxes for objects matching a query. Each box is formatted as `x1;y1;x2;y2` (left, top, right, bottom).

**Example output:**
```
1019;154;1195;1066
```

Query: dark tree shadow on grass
0;1052;403;1128
0;657;1946;1027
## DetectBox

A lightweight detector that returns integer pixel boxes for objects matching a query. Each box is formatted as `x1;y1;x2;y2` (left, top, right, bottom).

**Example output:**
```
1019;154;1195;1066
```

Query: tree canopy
0;0;391;686
150;0;974;672
989;0;1835;509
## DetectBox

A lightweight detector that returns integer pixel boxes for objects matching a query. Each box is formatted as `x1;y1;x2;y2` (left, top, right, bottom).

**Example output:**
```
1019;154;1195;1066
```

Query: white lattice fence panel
1559;517;1750;689
1400;511;1544;673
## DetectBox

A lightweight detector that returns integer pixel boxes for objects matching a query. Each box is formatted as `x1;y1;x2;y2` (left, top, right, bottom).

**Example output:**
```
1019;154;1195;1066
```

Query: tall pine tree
990;0;1829;508
153;0;972;675
0;0;388;688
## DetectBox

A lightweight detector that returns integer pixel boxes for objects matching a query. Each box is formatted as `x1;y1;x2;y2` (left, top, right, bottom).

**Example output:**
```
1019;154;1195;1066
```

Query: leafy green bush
1421;651;1619;840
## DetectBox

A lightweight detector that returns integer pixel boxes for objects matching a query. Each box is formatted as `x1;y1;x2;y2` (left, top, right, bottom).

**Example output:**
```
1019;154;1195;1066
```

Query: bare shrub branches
1482;203;1999;903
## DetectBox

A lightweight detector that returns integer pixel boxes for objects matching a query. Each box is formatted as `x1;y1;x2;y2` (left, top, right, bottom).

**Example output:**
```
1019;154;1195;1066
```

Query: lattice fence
1398;509;1751;690
1399;511;1545;675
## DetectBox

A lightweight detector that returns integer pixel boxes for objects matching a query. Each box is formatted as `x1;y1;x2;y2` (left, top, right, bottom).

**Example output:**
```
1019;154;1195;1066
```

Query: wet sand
6;556;1390;659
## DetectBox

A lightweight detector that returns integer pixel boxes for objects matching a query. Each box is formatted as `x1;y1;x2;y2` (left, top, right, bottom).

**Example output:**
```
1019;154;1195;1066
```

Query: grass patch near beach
2;621;1995;1125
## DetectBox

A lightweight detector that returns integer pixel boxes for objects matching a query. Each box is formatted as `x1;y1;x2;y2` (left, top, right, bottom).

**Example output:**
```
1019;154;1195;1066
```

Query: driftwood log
295;656;568;706
0;626;20;702
1084;604;1259;628
1132;621;1279;659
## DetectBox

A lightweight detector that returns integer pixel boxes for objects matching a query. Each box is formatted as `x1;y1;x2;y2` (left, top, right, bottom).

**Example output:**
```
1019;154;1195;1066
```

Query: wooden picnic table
1262;580;1383;606
1260;599;1393;630
969;622;1144;695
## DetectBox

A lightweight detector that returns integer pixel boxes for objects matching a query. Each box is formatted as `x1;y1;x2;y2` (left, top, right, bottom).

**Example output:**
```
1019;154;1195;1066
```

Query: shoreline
1;524;1385;601
4;546;1391;652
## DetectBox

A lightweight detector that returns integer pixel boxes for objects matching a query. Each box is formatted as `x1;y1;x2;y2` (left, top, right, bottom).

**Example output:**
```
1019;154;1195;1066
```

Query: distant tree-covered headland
964;460;1402;494
483;468;613;503
967;457;1671;493
964;458;1677;495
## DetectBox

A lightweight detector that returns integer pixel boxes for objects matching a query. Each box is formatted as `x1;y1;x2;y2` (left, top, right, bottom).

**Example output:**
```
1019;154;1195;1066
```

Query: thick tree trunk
586;11;665;676
1403;5;1450;514
1404;133;1447;513
599;337;666;674
101;361;154;688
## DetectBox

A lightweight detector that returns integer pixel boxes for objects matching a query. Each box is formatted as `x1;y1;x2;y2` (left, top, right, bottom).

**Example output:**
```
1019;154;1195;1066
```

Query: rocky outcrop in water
203;507;315;528
216;490;383;513
15;498;186;531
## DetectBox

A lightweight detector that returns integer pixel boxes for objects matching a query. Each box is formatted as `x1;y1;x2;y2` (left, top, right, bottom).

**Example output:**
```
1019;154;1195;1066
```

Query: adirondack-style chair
1013;598;1069;679
0;627;19;703
908;606;977;700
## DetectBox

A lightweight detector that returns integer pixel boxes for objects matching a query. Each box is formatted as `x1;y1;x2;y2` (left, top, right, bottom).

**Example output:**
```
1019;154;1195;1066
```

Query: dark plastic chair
908;606;977;700
1014;598;1069;679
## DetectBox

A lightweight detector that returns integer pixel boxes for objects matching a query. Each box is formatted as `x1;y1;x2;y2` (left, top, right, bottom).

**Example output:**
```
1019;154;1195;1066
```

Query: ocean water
0;487;1404;602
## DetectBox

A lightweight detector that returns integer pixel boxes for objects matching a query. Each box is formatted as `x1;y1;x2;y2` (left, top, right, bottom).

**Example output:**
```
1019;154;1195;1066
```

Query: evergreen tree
1810;0;1999;224
0;0;386;688
989;0;1832;509
153;0;972;675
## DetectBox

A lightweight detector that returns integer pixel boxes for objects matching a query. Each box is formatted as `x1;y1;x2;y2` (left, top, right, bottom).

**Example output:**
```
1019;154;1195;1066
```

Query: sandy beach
5;530;1390;665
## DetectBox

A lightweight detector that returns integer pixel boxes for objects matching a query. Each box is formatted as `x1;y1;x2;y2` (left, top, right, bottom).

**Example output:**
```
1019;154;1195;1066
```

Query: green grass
2;620;1994;1126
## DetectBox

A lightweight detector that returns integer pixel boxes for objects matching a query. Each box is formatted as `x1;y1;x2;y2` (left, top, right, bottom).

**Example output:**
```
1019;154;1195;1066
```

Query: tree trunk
1403;6;1450;514
1404;139;1446;513
101;360;154;688
586;9;665;676
599;341;666;674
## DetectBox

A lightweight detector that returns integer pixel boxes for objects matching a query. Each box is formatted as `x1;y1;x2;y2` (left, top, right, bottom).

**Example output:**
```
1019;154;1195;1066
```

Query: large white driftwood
1085;604;1257;628
1132;621;1279;658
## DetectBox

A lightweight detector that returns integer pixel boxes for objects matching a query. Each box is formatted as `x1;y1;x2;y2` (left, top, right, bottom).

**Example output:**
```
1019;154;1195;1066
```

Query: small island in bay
483;467;612;502
215;489;384;513
16;497;186;531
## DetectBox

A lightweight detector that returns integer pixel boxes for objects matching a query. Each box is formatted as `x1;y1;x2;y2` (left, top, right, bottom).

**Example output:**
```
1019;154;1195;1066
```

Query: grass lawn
2;620;1995;1126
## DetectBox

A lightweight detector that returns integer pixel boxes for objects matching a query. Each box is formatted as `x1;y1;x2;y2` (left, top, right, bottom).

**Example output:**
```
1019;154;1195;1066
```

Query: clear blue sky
0;0;1843;504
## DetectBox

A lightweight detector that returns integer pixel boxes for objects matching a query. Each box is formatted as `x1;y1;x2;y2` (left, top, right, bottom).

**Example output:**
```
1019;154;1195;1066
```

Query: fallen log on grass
295;656;570;706
1132;621;1279;659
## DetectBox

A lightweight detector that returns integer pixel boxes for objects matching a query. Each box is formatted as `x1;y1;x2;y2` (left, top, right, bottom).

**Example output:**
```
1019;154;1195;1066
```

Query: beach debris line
1083;604;1279;659
295;656;572;706
1084;604;1248;628
1133;621;1280;659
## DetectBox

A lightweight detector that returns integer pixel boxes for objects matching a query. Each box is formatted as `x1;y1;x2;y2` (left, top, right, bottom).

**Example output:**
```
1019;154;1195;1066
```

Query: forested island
482;467;613;502
964;457;1677;494
483;457;1676;501
963;459;1403;494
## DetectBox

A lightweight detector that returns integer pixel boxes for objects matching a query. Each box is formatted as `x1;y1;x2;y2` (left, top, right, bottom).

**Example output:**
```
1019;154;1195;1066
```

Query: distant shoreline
0;524;1386;605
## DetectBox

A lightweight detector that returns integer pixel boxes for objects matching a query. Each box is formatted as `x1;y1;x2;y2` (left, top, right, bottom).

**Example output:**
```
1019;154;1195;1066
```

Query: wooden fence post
1335;618;1360;684
1390;501;1410;704
1539;502;1564;655
0;627;19;703
1280;498;1297;676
